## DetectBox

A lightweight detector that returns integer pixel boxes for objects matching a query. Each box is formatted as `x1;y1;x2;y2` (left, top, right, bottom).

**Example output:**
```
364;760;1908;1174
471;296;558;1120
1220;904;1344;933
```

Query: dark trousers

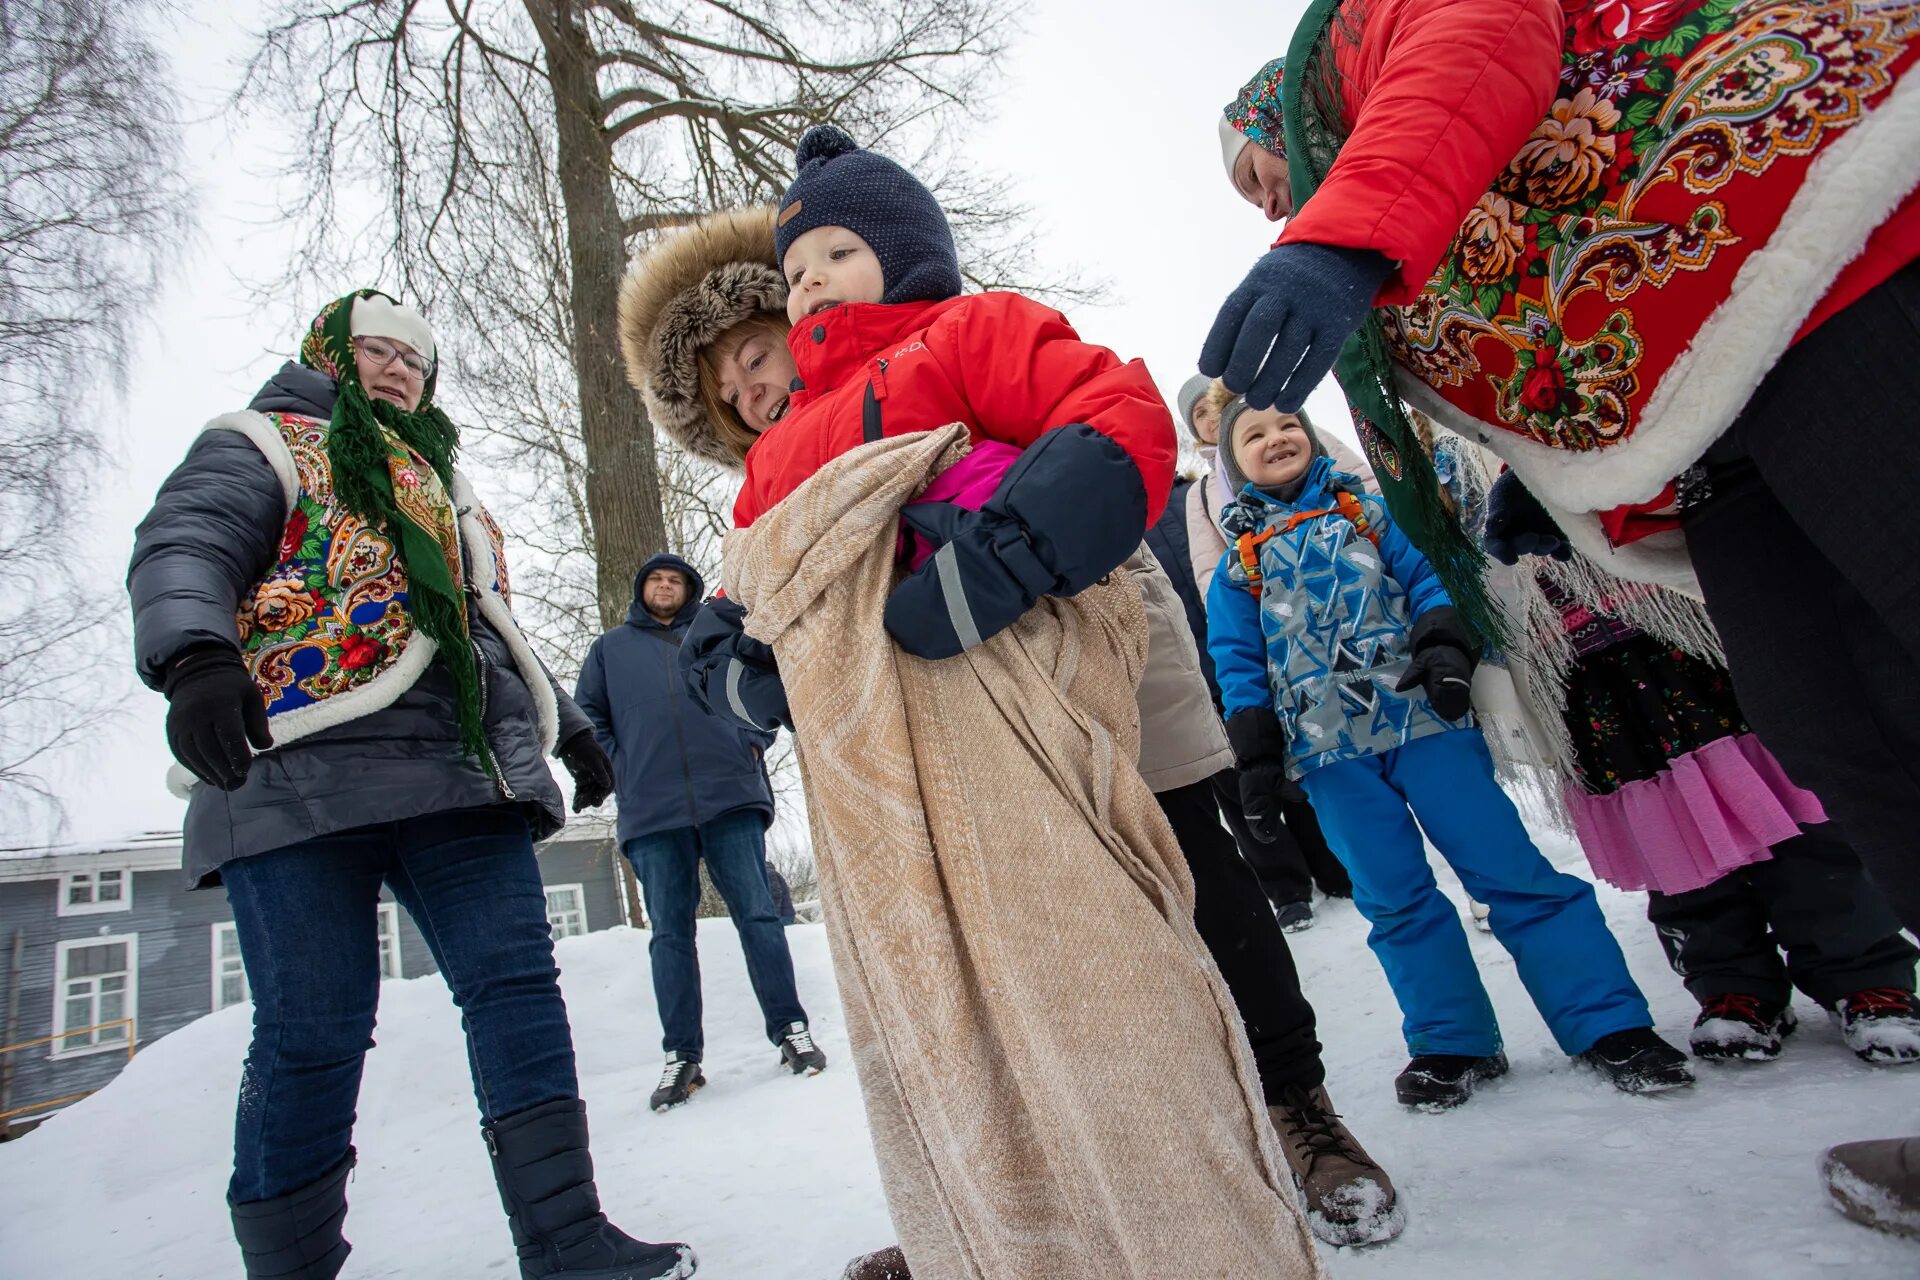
1647;825;1917;1008
623;809;807;1061
222;806;578;1203
1211;769;1352;906
1156;776;1325;1097
1681;257;1920;934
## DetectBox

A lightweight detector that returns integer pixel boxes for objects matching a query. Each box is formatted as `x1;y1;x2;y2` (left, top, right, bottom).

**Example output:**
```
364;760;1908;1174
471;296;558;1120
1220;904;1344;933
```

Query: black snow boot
227;1147;354;1280
485;1098;697;1279
1578;1027;1696;1094
1394;1052;1508;1111
777;1021;827;1075
1689;993;1796;1062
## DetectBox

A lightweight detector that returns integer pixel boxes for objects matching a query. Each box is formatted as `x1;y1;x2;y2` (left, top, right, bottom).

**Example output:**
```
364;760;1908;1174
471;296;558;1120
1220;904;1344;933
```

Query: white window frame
210;922;249;1012
544;883;588;940
57;867;132;917
376;901;403;979
50;933;138;1059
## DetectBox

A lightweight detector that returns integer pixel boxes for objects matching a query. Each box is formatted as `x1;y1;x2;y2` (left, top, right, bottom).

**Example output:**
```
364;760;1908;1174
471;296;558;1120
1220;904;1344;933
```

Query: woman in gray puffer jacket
127;289;694;1280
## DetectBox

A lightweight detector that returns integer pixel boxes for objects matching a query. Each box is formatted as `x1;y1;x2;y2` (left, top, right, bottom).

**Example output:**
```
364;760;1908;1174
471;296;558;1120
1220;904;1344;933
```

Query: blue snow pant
1300;729;1650;1057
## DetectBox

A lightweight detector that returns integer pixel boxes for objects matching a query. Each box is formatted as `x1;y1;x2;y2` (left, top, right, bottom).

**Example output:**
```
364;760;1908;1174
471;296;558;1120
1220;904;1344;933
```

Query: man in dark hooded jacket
575;554;825;1112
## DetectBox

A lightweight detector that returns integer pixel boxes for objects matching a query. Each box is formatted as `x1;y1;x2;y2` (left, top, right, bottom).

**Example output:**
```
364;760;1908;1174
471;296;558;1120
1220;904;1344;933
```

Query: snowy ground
3;830;1916;1279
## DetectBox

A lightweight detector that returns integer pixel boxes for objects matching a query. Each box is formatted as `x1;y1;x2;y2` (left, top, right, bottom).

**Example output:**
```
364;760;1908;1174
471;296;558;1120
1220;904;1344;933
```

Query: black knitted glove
1200;242;1395;412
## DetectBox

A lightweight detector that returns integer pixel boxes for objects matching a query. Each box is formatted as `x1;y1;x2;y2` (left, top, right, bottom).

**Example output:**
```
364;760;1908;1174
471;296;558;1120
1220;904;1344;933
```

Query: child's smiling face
1232;407;1314;488
783;226;886;325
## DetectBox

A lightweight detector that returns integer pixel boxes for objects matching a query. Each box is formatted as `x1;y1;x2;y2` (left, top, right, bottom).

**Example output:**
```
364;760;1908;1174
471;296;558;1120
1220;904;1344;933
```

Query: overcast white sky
43;0;1341;845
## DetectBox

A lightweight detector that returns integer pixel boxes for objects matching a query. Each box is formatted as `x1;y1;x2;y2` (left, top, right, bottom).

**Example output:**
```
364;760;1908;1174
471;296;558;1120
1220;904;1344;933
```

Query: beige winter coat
1127;544;1233;792
722;425;1322;1280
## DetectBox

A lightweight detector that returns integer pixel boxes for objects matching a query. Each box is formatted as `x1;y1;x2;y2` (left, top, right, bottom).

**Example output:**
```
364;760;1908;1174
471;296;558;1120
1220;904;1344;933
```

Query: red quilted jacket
733;292;1177;530
1279;0;1920;339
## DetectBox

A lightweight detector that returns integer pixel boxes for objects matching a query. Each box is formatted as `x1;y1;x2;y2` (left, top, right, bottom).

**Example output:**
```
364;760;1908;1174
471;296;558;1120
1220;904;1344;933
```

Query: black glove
679;595;791;732
885;424;1148;660
1482;469;1571;565
1199;242;1396;413
163;646;273;791
1225;706;1295;844
1394;605;1478;721
558;730;614;811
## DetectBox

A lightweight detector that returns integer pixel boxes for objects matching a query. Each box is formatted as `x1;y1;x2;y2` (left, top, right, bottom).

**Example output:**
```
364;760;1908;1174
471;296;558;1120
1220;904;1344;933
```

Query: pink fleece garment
898;440;1023;571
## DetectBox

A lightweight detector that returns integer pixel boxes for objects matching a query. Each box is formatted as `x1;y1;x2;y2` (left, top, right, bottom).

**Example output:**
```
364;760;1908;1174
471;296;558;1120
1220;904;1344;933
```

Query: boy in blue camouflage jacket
1206;398;1691;1109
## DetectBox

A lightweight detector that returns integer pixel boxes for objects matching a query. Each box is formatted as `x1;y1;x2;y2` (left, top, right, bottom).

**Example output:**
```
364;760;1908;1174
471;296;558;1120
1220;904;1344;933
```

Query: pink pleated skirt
1565;733;1827;895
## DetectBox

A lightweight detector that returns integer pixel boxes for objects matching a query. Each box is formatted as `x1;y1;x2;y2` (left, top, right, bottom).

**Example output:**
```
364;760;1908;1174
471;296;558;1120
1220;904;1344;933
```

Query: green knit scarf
1280;0;1505;647
298;289;491;763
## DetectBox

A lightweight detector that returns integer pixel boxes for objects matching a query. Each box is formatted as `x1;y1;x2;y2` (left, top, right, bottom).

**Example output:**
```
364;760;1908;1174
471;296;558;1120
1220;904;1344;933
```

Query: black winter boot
486;1098;697;1279
227;1148;354;1280
1578;1027;1696;1094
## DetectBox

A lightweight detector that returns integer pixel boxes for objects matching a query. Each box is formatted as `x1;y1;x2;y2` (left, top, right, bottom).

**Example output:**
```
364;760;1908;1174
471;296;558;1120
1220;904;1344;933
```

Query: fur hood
617;205;786;470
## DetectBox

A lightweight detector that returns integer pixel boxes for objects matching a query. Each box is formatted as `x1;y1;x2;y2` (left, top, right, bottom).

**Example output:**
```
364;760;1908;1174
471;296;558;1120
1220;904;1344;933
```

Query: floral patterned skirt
1560;634;1825;894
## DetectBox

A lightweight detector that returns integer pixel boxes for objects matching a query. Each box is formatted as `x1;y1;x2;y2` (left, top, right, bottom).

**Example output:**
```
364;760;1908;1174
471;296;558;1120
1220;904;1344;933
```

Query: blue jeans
222;805;578;1203
624;809;807;1060
1302;730;1651;1057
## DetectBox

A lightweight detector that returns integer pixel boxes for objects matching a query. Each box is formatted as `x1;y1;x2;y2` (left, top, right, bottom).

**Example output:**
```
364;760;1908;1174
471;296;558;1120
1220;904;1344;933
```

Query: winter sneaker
842;1245;911;1279
1269;1084;1406;1245
1820;1136;1920;1240
1394;1052;1508;1111
1274;900;1316;933
1578;1027;1696;1094
1689;993;1797;1062
650;1053;705;1112
485;1098;697;1279
778;1022;828;1075
1835;988;1920;1065
1468;898;1493;933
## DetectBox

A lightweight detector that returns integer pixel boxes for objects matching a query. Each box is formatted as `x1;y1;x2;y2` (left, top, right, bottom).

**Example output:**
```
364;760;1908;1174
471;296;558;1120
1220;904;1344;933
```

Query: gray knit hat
1220;397;1325;496
1176;374;1213;441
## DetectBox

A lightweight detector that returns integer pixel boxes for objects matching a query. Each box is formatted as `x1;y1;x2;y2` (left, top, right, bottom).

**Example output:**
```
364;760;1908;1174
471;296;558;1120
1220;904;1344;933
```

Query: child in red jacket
731;125;1178;660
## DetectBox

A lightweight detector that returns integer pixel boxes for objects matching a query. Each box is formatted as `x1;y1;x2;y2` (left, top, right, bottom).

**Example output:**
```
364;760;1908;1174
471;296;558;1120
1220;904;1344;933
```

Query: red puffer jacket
1280;0;1920;339
733;293;1177;529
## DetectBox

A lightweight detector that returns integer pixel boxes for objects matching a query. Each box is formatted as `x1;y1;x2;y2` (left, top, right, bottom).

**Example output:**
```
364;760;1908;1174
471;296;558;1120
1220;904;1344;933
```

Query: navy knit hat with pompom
775;125;962;306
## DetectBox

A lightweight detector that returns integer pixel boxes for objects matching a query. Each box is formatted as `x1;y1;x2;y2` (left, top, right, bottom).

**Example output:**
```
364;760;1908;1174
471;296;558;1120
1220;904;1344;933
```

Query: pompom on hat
774;124;962;306
1220;56;1287;181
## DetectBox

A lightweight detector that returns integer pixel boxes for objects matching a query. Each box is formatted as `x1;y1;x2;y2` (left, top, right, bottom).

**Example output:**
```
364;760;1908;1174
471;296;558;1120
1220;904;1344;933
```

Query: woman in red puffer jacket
1205;0;1920;939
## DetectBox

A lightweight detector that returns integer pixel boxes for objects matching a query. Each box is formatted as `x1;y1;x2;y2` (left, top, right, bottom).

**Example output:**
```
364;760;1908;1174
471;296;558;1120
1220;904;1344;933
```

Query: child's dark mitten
1395;605;1479;721
1225;706;1295;843
679;596;793;732
1483;469;1571;565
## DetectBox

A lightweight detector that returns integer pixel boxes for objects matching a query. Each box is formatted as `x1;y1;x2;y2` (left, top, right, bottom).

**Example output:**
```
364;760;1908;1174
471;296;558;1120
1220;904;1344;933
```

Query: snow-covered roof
0;830;184;881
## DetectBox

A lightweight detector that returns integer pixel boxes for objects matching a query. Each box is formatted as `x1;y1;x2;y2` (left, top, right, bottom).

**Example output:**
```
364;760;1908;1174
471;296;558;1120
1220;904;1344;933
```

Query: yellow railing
0;1018;137;1123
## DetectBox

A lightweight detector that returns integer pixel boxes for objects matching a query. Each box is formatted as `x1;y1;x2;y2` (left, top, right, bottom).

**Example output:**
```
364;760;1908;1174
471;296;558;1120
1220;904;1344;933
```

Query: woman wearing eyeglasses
128;290;696;1280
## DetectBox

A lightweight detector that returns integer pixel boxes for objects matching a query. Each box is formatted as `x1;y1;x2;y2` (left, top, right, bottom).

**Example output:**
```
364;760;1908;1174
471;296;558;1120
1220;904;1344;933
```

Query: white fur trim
1218;116;1251;182
1403;66;1920;513
351;294;436;362
451;472;560;754
204;411;297;515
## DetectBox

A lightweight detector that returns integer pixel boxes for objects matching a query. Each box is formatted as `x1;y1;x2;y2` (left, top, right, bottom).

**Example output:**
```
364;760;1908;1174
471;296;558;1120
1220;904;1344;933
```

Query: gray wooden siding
0;830;632;1131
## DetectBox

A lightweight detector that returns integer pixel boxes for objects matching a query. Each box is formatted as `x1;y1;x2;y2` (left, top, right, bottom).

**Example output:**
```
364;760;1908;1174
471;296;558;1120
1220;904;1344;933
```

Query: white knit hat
350;293;436;362
1218;116;1251;183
